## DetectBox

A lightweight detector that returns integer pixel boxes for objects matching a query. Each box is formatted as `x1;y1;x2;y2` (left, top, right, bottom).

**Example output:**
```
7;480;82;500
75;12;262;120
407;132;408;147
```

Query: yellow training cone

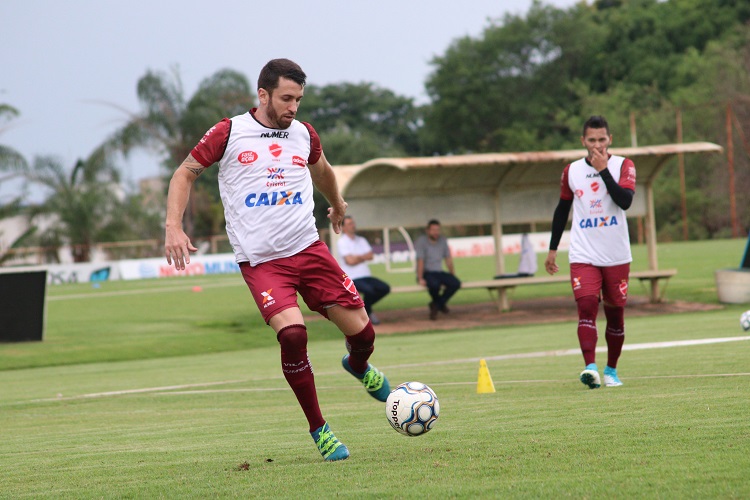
477;359;496;394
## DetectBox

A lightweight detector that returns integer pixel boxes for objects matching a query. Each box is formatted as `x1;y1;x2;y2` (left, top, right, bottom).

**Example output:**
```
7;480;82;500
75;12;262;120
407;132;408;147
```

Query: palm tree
102;67;254;237
0;104;34;264
0;104;27;173
22;149;152;262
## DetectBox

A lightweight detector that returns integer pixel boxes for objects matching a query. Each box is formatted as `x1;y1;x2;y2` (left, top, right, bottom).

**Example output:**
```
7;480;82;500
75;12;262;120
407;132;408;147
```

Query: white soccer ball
385;381;439;436
740;310;750;332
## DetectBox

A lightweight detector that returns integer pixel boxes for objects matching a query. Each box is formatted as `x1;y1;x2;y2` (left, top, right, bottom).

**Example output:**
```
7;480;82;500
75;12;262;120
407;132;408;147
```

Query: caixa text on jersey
245;191;304;207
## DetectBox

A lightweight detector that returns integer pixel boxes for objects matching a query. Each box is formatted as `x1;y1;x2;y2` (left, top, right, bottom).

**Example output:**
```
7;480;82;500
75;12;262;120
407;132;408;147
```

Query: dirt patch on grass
361;296;722;335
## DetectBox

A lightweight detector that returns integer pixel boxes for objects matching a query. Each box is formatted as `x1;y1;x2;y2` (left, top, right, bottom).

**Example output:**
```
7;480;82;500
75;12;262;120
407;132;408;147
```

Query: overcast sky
1;0;578;201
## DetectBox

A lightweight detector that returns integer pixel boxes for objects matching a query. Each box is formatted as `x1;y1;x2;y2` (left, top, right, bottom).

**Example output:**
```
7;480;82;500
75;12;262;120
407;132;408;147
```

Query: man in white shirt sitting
337;216;391;325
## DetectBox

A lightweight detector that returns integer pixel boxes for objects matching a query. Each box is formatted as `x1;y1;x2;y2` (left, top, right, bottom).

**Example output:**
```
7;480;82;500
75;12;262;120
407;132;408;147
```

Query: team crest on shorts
619;280;628;297
342;274;360;299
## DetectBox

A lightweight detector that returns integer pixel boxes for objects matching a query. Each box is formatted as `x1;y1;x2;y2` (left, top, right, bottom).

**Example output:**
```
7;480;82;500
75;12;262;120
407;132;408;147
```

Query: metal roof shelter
333;142;723;276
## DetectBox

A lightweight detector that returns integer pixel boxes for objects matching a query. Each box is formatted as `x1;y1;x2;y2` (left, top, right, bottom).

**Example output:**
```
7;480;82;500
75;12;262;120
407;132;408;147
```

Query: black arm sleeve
549;198;573;251
599;168;634;210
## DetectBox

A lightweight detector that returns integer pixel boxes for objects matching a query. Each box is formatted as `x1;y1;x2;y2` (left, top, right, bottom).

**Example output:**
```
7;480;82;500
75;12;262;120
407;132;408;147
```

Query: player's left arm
600;159;635;210
309;151;348;234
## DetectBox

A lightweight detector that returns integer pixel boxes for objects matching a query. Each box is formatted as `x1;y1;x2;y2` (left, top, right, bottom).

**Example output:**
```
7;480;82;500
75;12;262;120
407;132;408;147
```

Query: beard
266;102;294;129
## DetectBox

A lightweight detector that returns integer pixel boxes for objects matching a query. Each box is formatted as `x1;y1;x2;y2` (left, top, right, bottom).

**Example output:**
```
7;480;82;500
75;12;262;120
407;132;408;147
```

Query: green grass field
1;239;749;498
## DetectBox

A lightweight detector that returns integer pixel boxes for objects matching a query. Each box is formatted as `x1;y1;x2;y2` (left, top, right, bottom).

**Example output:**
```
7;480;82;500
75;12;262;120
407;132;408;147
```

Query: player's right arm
165;154;204;270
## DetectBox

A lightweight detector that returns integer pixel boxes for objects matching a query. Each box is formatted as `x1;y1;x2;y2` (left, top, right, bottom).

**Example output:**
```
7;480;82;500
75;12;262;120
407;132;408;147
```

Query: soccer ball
741;310;750;332
385;381;439;436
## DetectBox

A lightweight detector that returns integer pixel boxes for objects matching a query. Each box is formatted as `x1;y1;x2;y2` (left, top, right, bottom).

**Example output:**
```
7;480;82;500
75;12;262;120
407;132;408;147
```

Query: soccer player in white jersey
164;59;389;461
544;116;636;389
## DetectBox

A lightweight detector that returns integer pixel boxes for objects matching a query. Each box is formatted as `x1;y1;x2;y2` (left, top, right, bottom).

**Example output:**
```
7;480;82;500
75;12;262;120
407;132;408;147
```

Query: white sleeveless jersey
566;155;632;266
193;112;320;265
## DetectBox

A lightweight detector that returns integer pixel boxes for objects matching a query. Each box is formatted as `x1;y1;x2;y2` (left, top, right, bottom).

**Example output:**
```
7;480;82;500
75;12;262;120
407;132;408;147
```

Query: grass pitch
0;238;749;498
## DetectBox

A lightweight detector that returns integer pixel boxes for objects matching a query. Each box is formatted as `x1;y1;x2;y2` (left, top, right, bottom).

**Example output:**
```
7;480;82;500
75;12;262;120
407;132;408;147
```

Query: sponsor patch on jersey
269;143;282;157
292;155;307;167
267;168;284;180
575;189;584;198
590;181;600;192
589;199;603;214
260;131;289;139
244;191;303;207
238;151;258;164
579;216;619;228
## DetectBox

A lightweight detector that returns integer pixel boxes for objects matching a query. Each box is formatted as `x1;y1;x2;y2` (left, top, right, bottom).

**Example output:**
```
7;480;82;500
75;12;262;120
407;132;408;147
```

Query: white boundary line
47;280;241;301
388;336;750;368
13;335;750;404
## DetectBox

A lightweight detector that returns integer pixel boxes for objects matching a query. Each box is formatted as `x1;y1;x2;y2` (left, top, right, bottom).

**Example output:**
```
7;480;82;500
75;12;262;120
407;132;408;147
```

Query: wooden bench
390;269;677;312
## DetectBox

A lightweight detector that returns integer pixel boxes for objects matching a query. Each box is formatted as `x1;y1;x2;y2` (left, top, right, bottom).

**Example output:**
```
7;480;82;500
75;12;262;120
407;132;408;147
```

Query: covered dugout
332;142;723;279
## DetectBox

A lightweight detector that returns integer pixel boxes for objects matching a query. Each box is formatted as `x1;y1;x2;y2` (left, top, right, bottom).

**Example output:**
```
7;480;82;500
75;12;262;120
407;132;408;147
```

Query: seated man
415;219;461;320
337;216;391;325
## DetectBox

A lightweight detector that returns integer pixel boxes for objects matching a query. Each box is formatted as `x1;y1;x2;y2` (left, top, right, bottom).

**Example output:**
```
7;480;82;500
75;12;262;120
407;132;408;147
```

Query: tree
298;82;423;159
0;104;27;173
104;67;254;237
423;2;581;154
295;83;423;229
0;104;35;265
21;149;160;262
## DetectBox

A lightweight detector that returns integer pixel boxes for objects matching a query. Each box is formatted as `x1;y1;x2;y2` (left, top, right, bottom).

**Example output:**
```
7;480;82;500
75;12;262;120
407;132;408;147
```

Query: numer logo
260;131;290;139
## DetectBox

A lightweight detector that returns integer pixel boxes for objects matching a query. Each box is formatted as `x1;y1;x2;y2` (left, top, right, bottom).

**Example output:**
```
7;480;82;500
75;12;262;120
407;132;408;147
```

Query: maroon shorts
569;262;630;306
239;240;364;323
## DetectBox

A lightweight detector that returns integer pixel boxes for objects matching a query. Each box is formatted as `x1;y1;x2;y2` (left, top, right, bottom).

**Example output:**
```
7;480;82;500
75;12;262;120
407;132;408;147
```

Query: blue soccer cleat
580;363;601;389
342;355;391;402
310;422;349;461
603;366;623;387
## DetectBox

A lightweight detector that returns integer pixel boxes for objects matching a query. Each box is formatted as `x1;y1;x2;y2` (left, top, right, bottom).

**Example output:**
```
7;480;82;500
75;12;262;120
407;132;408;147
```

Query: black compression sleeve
599;168;634;210
549;198;572;250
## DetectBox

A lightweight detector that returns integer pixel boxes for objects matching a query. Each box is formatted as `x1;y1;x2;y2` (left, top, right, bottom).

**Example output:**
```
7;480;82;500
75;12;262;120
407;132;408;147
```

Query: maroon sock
344;320;375;374
576;296;599;366
604;304;625;369
277;324;325;432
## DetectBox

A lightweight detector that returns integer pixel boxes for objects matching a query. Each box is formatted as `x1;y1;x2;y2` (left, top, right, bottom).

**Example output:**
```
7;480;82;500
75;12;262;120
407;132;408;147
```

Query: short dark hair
427;219;440;228
582;115;610;136
257;58;306;93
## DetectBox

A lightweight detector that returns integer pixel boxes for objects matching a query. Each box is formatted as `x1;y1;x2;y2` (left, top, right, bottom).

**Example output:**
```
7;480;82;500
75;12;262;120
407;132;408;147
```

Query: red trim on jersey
619;158;636;190
301;122;322;165
560;164;574;200
191;111;322;167
192;118;232;167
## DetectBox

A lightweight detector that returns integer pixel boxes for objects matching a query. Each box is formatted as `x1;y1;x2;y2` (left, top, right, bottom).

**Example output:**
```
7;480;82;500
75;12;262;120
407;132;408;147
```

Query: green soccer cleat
580;363;601;389
342;355;391;402
310;422;349;461
603;366;623;387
